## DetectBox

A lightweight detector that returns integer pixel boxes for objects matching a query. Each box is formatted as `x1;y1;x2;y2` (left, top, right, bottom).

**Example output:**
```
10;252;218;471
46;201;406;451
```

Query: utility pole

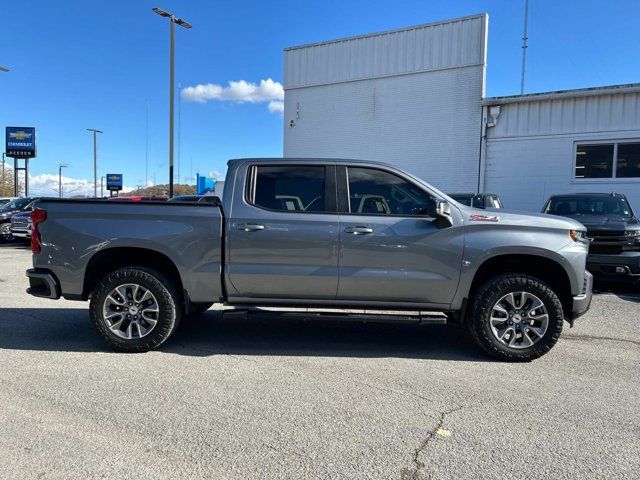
152;7;192;198
100;176;105;197
58;164;68;198
87;128;103;197
520;0;529;95
145;99;149;189
1;153;5;196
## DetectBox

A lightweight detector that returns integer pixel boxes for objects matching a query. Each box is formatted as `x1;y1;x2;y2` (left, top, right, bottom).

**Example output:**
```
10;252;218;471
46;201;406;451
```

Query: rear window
545;196;632;219
248;165;327;213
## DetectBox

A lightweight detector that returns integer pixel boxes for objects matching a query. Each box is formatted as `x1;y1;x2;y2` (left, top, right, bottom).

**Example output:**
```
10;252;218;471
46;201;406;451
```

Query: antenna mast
520;0;529;94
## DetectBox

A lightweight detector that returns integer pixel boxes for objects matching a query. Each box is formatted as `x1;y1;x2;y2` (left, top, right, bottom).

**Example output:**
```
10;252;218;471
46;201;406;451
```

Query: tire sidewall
470;274;564;361
90;267;181;352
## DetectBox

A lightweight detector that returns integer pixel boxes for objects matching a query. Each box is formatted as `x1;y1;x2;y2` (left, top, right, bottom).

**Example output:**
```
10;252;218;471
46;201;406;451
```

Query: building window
575;141;640;179
616;143;640;178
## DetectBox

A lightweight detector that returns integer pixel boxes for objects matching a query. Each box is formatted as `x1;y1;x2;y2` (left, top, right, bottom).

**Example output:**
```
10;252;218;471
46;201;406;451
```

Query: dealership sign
106;174;123;191
6;126;37;158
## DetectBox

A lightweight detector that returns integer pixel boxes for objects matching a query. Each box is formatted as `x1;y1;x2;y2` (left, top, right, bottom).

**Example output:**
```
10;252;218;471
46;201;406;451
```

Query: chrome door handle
345;226;374;235
238;223;265;231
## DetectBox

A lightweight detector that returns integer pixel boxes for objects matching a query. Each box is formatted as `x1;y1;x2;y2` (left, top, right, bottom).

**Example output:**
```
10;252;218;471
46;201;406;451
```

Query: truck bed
32;199;224;304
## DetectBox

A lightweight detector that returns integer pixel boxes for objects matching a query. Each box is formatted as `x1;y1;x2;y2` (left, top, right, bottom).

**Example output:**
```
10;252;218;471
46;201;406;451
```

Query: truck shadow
0;307;490;362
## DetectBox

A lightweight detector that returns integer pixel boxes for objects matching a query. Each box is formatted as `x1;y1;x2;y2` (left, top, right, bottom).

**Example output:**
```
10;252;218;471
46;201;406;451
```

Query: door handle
345;226;374;235
238;223;265;232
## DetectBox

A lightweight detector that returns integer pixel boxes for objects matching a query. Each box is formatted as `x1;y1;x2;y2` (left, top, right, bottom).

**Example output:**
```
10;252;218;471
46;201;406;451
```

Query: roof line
483;83;640;105
284;13;488;52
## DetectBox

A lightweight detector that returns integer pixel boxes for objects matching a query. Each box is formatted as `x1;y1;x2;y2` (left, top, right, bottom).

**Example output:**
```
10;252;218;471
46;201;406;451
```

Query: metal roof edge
284;13;488;52
482;83;640;106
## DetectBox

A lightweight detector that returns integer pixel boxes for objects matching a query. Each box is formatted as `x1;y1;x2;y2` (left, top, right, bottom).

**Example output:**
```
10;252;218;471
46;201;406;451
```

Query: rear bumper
570;271;593;322
26;268;61;299
587;252;640;282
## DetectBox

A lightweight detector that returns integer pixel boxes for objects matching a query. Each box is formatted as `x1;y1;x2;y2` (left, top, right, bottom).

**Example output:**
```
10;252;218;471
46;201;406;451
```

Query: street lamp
86;128;103;197
58;164;68;198
0;66;9;72
1;152;6;196
152;7;192;198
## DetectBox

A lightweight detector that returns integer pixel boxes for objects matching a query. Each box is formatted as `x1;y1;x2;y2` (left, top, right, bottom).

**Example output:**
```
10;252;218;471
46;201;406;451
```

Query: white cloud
268;100;284;113
181;78;284;113
27;173;134;198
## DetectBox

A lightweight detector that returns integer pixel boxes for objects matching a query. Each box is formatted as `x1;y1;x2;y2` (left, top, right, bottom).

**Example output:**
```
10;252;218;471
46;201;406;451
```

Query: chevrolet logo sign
9;131;32;140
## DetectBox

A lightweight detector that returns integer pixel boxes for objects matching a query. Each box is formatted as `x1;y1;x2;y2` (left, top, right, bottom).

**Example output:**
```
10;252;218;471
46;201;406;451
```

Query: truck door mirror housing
426;198;453;226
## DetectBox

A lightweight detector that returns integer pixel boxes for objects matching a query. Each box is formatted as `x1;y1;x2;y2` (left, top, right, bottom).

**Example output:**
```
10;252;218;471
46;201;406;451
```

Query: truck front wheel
468;273;564;361
89;267;182;352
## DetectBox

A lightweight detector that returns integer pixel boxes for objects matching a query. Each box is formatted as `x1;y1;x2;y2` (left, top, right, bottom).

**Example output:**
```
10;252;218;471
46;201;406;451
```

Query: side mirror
426;198;453;227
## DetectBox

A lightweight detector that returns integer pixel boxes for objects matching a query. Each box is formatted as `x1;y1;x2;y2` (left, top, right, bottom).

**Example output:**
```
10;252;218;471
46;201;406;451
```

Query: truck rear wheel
89;267;182;352
468;273;564;361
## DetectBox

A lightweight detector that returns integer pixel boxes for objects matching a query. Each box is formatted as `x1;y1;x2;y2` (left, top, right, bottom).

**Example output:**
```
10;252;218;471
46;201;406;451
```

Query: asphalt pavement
1;241;638;479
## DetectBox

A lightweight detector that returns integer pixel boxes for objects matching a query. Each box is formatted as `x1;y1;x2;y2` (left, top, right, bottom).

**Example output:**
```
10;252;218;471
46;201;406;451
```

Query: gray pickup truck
26;158;593;361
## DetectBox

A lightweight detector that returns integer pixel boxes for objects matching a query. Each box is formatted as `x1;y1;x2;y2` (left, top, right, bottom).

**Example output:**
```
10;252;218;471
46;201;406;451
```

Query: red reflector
30;209;47;253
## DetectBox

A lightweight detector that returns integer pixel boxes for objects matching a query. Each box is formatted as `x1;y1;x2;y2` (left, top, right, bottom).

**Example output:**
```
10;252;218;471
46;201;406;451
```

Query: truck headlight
569;230;589;243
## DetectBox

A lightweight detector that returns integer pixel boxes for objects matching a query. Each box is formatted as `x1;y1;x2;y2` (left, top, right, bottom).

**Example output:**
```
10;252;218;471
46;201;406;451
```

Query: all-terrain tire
89;267;182;352
468;273;564;362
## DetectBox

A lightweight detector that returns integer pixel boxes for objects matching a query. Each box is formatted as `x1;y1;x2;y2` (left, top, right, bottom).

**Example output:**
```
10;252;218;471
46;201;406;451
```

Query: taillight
30;209;47;253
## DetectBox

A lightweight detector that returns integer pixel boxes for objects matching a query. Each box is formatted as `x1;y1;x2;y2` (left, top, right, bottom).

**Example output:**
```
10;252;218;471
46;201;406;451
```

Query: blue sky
1;0;639;195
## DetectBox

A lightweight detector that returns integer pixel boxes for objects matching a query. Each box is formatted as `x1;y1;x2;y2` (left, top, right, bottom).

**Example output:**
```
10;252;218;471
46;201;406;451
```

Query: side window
346;167;432;216
249;165;326;213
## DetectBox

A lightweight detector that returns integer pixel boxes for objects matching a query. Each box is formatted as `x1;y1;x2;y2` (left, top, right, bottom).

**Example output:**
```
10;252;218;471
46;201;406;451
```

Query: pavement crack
400;406;464;480
562;334;640;347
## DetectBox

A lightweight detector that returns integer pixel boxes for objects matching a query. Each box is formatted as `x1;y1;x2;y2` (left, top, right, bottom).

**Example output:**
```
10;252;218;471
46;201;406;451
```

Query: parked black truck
543;193;640;282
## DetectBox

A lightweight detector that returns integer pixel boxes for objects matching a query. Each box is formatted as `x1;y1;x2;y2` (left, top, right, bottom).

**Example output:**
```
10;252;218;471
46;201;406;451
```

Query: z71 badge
470;214;499;222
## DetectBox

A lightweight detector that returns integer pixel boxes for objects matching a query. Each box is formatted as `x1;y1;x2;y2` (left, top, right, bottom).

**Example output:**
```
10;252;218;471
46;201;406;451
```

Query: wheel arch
466;254;573;320
83;247;184;303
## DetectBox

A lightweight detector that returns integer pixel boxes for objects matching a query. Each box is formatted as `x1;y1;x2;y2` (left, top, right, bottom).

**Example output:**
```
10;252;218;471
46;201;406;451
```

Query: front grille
589;244;624;255
587;230;625;237
11;218;29;227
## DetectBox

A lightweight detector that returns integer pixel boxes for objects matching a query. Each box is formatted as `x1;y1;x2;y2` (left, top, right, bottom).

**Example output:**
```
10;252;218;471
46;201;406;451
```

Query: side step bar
222;307;448;325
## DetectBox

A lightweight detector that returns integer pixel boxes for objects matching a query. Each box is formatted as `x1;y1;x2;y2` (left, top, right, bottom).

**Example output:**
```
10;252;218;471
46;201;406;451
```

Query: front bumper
586;252;640;282
570;271;593;322
26;268;61;299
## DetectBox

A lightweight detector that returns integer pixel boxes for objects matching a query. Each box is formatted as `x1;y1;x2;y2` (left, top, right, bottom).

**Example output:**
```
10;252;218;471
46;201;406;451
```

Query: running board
222;308;448;325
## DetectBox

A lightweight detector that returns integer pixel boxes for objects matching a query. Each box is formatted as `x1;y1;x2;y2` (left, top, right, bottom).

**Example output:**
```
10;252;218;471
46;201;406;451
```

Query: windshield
451;195;472;206
450;194;486;208
0;197;31;212
545;196;633;219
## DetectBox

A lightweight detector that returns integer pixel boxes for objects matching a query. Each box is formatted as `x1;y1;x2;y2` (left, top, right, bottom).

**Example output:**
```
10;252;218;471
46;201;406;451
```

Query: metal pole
169;18;175;198
24;158;29;196
1;153;5;196
101;176;104;197
93;131;97;197
59;165;62;198
145;99;149;189
520;0;529;95
13;158;17;196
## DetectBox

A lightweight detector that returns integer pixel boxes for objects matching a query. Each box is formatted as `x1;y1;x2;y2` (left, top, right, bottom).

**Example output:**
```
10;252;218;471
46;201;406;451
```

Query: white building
482;85;640;210
284;14;488;194
283;14;640;211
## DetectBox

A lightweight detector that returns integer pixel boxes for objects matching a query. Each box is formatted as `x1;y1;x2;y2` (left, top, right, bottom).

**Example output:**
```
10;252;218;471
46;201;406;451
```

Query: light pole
1;152;5;196
152;7;192;198
58;164;68;198
100;176;105;197
86;128;103;197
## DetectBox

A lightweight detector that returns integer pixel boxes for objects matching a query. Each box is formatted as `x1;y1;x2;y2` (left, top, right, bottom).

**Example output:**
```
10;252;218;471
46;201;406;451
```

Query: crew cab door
226;163;339;300
336;166;463;306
